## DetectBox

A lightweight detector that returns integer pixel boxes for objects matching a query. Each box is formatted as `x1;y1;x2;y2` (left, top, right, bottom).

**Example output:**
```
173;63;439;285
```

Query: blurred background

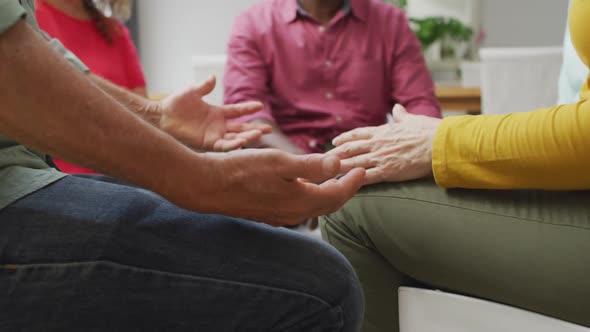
124;0;570;115
127;1;565;91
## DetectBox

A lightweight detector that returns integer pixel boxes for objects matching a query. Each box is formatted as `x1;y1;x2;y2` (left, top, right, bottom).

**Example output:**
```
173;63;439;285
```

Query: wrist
141;100;163;127
155;151;225;213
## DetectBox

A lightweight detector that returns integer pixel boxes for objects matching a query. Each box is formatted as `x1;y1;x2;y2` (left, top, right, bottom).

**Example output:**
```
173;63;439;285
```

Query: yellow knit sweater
432;0;590;190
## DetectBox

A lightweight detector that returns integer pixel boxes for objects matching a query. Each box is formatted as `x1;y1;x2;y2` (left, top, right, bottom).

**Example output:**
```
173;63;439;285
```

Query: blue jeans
0;175;363;331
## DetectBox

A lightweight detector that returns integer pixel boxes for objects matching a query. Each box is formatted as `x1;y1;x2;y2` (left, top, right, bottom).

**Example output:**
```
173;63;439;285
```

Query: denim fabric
0;175;363;331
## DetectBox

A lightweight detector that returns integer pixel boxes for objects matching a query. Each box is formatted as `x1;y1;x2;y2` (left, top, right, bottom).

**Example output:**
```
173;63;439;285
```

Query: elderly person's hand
328;104;442;185
158;76;272;152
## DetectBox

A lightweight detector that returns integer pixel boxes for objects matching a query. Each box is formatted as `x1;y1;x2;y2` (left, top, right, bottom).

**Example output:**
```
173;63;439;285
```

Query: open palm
159;76;271;151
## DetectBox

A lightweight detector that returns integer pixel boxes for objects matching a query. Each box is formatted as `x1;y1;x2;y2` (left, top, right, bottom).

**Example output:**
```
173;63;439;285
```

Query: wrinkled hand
192;149;366;226
158;76;272;151
328;104;441;185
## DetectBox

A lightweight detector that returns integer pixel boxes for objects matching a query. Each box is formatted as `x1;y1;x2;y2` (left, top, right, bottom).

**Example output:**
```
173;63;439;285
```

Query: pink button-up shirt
224;0;441;152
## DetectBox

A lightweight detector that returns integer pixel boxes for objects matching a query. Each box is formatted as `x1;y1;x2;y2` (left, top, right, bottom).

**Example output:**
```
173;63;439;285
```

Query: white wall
137;0;256;94
480;0;568;48
408;0;478;25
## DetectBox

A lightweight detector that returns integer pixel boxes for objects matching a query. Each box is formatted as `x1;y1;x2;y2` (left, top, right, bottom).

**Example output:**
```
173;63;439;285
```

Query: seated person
558;0;588;104
36;0;147;174
321;1;590;331
224;0;441;154
0;1;367;330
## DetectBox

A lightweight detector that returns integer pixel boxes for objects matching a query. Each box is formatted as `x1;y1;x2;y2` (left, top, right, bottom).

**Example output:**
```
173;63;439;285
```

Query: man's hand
328;104;441;185
175;150;366;226
248;120;307;155
158;76;272;151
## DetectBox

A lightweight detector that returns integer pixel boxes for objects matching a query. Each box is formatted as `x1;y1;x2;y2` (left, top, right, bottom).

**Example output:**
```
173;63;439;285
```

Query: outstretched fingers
193;76;217;98
298;168;366;216
332;127;376;146
221;101;264;119
212;138;247;152
364;168;387;185
391;103;409;123
328;140;372;159
226;121;272;134
231;130;263;144
278;154;342;184
340;154;378;173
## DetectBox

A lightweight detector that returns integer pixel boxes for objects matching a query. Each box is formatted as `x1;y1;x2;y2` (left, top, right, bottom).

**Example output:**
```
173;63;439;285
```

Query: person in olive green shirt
0;1;367;330
322;1;590;331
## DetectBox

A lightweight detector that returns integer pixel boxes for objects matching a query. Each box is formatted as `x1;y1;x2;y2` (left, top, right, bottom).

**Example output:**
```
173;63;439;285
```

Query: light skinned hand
158;76;272;151
328;104;442;185
181;149;366;226
247;119;307;155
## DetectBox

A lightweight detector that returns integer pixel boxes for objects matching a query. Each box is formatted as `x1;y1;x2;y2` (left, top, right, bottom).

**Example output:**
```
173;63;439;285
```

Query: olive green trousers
321;179;590;332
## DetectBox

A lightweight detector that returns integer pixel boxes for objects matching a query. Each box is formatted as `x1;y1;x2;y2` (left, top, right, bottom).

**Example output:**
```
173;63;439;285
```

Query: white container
479;47;562;115
399;287;590;332
460;61;481;88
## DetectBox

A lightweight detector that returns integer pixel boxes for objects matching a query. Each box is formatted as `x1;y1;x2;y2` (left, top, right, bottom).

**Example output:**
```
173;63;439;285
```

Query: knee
334;250;365;331
267;228;364;331
320;197;366;250
308;239;365;331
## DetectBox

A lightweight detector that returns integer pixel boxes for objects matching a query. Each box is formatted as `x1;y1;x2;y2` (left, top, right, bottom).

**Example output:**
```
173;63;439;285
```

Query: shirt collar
349;0;368;22
282;0;368;23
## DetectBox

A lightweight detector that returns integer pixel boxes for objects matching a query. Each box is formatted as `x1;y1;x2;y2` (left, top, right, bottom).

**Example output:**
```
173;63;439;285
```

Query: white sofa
399;287;590;332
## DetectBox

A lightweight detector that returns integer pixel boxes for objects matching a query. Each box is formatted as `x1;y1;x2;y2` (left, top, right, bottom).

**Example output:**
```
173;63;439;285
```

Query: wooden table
435;86;481;114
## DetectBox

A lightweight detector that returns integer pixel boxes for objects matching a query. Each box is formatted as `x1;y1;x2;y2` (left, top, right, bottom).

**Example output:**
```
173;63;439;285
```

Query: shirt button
308;139;318;148
325;60;332;67
318;26;326;33
335;115;343;123
325;92;334;100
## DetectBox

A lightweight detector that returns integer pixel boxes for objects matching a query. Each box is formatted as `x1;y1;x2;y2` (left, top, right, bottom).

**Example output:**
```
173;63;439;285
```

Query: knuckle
268;151;284;164
369;155;381;164
301;154;315;164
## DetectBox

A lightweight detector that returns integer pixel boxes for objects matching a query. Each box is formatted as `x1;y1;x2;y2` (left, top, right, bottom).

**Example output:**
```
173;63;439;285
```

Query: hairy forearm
0;21;207;202
91;74;162;126
250;119;304;154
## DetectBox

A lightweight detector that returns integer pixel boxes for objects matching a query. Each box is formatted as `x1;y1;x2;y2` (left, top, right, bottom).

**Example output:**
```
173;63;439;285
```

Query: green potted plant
411;17;473;60
383;0;474;61
383;0;407;9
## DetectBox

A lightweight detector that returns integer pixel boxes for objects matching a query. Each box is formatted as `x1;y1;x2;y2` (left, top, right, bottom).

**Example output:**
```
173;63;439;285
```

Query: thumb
392;104;408;123
193;75;216;97
281;154;341;183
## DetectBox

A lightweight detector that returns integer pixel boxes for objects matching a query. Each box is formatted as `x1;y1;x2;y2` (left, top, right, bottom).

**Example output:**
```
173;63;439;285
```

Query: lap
0;175;361;331
323;178;590;324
